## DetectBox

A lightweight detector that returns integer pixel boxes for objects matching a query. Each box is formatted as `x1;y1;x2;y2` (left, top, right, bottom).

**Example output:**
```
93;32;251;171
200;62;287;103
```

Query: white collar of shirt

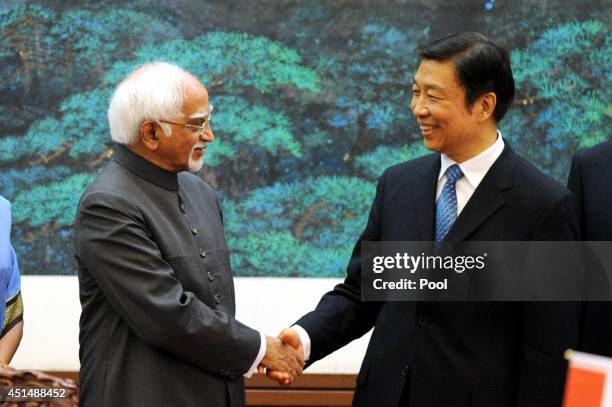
436;130;505;215
438;130;505;188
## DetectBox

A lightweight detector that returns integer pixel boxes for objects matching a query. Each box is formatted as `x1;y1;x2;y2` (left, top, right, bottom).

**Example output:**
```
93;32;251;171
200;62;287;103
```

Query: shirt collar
439;130;505;189
112;144;179;191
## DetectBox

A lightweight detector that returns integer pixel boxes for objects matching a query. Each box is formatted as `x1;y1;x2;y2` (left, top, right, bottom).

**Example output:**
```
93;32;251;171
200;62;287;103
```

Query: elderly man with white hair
74;62;303;407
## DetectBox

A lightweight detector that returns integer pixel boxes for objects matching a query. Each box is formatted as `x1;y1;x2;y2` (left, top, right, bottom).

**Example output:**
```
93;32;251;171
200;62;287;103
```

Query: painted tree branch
293;201;332;239
29;141;73;166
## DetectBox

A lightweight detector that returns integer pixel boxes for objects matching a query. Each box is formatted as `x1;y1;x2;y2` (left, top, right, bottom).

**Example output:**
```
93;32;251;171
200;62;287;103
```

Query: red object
563;366;606;407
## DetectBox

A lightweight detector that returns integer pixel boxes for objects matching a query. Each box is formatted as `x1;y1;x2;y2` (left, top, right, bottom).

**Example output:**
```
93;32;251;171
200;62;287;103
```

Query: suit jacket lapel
443;145;516;243
414;155;440;241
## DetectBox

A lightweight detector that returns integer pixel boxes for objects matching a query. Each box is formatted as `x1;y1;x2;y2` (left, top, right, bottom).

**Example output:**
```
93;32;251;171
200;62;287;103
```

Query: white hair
108;62;192;145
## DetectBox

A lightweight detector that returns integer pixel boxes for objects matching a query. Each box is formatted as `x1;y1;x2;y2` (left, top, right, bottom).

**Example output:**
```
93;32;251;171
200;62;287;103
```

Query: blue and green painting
0;1;610;276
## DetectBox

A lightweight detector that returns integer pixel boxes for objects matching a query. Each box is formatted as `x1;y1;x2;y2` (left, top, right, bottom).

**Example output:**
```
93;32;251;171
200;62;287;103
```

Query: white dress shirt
295;131;505;362
436;131;505;215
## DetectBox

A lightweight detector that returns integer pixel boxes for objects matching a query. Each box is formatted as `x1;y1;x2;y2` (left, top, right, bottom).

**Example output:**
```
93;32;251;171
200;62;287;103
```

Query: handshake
258;328;304;385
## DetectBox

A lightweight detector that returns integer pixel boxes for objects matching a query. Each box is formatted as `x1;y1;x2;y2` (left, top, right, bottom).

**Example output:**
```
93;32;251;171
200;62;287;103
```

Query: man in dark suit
568;140;612;357
268;32;580;406
74;62;302;407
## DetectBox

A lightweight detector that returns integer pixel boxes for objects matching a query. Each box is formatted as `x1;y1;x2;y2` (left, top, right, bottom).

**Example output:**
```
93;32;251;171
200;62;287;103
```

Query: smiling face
411;59;484;162
156;78;214;173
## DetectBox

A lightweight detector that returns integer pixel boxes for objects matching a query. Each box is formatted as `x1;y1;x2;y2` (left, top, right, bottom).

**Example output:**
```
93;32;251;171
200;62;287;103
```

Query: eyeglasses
159;105;213;133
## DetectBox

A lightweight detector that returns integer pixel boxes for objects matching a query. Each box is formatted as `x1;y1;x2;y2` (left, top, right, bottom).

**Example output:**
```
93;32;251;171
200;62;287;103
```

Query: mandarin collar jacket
75;144;260;407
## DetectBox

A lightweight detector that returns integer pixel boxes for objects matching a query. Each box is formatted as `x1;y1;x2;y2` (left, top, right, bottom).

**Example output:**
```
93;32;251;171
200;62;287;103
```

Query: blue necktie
435;164;464;241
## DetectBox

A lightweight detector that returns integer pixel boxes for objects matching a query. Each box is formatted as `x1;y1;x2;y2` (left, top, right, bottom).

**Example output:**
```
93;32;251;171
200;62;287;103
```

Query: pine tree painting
0;1;610;276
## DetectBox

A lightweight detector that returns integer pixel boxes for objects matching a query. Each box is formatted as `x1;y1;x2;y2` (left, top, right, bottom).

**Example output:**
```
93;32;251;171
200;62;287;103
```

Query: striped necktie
435;164;464;241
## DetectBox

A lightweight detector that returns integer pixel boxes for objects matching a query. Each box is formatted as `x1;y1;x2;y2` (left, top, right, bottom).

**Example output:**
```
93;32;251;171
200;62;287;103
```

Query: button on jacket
75;144;260;407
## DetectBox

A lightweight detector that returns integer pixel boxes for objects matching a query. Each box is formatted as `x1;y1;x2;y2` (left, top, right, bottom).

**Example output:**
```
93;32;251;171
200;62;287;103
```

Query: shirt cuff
243;332;266;378
292;324;311;361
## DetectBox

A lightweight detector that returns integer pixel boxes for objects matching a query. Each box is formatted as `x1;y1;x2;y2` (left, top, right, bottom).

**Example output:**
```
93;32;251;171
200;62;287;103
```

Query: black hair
417;32;515;122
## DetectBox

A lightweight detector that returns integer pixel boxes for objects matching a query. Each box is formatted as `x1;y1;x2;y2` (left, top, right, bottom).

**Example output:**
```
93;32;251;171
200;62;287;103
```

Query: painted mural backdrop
0;0;610;276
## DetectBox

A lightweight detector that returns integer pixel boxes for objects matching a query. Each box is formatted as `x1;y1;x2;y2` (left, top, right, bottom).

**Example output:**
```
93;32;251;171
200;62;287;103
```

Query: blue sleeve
0;196;9;320
0;254;5;322
1;245;23;336
6;245;20;300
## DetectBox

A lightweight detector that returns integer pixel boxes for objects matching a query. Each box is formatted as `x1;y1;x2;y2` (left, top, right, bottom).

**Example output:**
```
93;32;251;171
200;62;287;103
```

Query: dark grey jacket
75;145;260;407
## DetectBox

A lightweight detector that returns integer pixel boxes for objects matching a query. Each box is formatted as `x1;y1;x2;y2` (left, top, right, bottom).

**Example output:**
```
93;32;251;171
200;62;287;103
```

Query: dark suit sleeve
295;175;385;363
74;190;260;375
516;192;581;407
567;153;585;234
567;149;612;356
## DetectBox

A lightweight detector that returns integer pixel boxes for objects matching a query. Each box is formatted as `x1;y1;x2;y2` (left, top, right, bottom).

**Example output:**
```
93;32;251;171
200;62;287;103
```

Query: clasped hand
258;328;304;385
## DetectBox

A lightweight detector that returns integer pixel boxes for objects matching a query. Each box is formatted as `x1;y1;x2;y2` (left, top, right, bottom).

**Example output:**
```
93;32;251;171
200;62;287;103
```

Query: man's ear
477;92;497;122
139;121;160;150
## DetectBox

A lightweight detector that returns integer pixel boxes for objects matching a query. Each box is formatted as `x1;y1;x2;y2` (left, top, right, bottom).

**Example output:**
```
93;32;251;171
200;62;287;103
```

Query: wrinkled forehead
188;105;213;119
181;79;210;117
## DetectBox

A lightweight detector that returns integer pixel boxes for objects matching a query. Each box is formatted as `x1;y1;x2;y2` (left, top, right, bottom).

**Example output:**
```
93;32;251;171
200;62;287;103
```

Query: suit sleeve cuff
243;332;266;378
292;324;311;361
